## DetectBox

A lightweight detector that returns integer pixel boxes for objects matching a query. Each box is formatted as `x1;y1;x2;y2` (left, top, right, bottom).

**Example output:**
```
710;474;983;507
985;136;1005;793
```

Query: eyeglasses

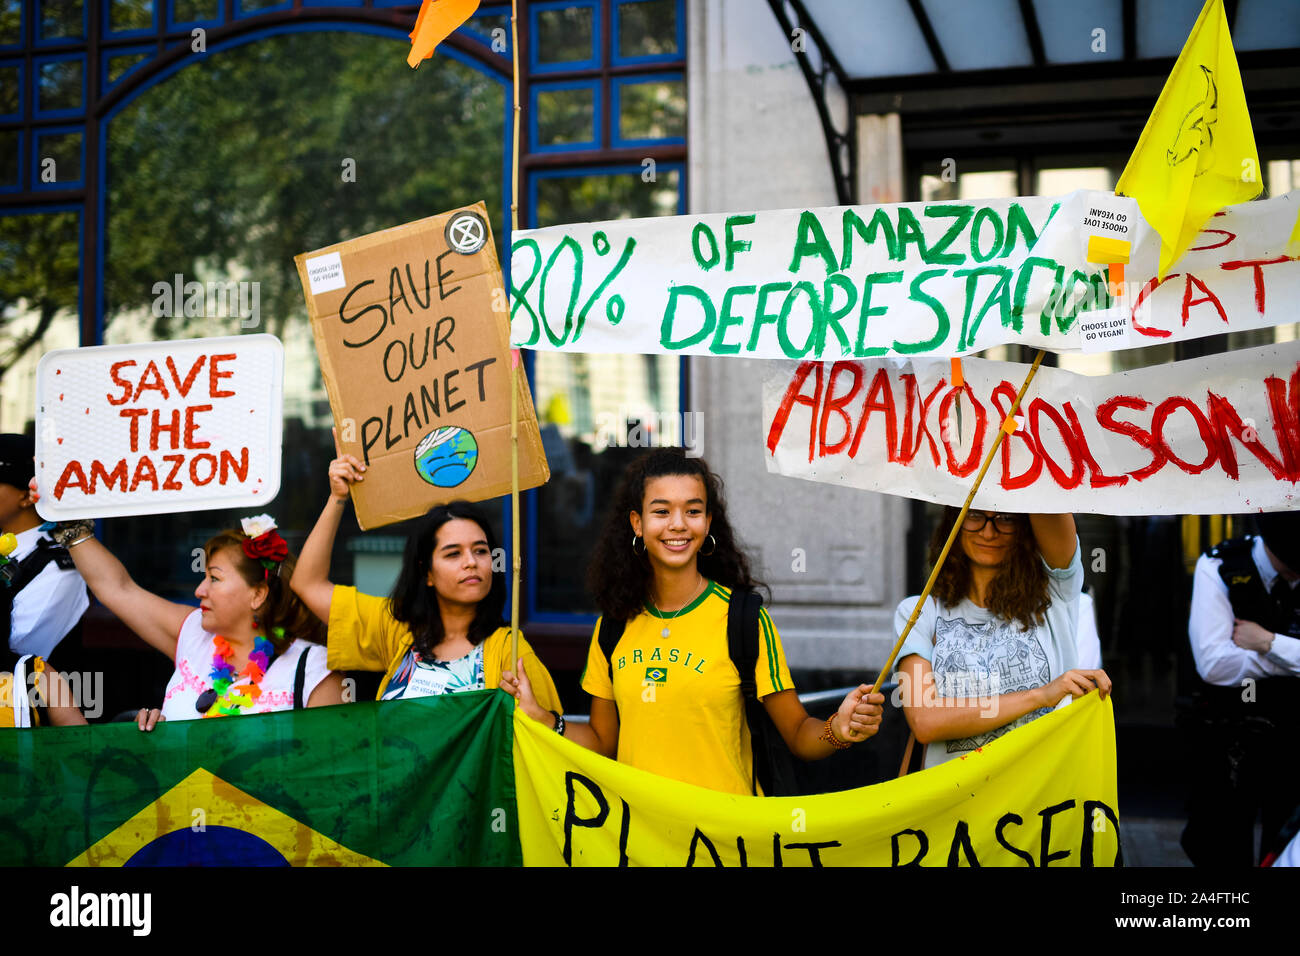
961;512;1020;534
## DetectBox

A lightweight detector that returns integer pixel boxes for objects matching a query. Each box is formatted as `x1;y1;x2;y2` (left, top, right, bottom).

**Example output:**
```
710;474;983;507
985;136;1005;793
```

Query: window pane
0;65;18;115
618;0;678;58
172;0;219;22
1268;159;1299;195
0;129;17;186
920;167;1017;202
536;85;594;146
618;78;685;141
238;0;285;13
107;52;150;84
110;0;152;32
35;131;81;182
471;12;510;53
38;59;83;112
0;212;82;432
102;31;505;603
40;0;83;40
1035;165;1118;194
536;5;594;64
0;1;20;45
535;168;680;226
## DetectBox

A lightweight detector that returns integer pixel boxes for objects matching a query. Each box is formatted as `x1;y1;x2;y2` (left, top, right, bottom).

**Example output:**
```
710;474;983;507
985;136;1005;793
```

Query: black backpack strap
599;615;628;681
728;588;762;703
293;644;310;710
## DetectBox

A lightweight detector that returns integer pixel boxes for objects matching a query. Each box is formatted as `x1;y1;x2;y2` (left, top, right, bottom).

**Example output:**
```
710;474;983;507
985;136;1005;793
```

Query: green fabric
0;689;520;866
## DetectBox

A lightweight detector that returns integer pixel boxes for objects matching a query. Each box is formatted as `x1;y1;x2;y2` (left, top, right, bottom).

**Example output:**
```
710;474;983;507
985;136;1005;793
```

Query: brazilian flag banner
0;690;519;866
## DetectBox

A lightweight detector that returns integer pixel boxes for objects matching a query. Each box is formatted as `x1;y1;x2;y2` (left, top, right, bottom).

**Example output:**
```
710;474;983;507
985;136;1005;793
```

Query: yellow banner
514;692;1119;867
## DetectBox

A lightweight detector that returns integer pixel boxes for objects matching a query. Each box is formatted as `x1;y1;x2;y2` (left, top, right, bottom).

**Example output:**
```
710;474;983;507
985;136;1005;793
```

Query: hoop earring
631;534;646;555
699;534;717;557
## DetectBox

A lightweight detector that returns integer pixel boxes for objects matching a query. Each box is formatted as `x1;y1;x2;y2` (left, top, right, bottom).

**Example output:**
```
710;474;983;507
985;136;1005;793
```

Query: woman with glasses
894;509;1110;771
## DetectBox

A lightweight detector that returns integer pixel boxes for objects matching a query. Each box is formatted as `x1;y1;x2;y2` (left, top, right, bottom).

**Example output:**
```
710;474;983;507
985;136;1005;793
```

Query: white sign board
34;335;284;519
763;341;1300;515
510;188;1300;360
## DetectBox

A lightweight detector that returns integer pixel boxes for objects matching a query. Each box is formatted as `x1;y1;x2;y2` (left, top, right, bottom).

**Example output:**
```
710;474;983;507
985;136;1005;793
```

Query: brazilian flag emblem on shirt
644;666;667;684
0;691;519;866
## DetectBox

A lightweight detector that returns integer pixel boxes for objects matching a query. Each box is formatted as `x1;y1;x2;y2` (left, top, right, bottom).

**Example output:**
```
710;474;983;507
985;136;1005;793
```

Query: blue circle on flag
123;826;290;867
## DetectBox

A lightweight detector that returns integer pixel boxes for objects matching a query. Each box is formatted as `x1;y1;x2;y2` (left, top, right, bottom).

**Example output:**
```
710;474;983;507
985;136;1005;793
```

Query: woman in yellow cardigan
291;447;562;712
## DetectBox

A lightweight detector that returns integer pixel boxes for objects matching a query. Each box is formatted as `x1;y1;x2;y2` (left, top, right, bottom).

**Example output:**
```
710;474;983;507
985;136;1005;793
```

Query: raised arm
290;434;364;623
51;532;191;660
502;660;620;758
1028;513;1077;569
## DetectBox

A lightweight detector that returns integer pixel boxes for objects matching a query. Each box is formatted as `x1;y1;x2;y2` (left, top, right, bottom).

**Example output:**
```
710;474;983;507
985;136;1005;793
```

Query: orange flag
407;0;481;68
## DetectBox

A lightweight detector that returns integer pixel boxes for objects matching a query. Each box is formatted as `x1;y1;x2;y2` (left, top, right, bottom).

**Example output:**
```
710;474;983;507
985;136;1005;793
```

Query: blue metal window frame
462;3;512;54
0;58;23;120
105;0;159;38
0;1;25;51
530;78;601;153
102;44;153;92
530;0;601;75
610;0;684;67
36;0;89;45
610;72;685;149
33;53;87;119
522;161;687;628
165;0;222;29
31;124;85;189
233;1;293;18
0;129;23;191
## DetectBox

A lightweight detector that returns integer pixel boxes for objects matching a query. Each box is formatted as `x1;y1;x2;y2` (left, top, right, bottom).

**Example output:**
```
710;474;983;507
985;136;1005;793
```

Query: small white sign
1080;195;1134;242
1078;308;1132;352
34;335;284;520
305;252;345;294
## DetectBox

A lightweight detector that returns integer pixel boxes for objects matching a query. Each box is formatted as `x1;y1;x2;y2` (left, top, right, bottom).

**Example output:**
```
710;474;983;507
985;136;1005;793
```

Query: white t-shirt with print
161;610;329;720
895;540;1083;769
380;644;485;701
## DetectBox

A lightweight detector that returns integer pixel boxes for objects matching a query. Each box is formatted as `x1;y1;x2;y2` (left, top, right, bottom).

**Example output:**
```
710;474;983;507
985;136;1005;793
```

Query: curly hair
203;531;325;652
928;507;1050;629
587;448;767;622
388;501;506;659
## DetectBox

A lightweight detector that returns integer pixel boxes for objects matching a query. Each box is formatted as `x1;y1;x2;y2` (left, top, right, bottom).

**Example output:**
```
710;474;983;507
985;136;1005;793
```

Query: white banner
34;335;284;519
510;189;1300;360
762;341;1300;515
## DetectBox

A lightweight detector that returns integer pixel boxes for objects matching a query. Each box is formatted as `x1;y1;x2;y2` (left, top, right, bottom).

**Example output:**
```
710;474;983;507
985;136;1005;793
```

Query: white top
160;610;329;720
1275;829;1300;868
1076;591;1102;670
381;644;485;701
1189;536;1300;687
7;526;89;659
895;540;1083;769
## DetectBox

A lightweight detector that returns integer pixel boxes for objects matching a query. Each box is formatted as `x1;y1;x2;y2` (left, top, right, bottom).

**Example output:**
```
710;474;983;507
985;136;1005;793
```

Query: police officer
1182;510;1300;866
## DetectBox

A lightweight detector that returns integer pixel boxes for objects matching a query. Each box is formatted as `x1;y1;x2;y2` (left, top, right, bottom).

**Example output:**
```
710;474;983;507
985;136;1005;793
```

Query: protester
0;433;88;663
290;442;563;711
893;508;1110;771
1181;511;1300;866
30;478;343;728
0;654;87;727
505;447;884;796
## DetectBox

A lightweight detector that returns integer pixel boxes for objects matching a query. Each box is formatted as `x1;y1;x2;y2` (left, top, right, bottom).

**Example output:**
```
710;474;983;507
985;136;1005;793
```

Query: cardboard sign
33;335;283;520
510;188;1300;359
763;341;1300;516
295;204;549;529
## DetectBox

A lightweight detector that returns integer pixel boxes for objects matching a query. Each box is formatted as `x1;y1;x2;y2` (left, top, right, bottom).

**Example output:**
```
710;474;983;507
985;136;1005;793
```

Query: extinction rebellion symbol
445;211;488;255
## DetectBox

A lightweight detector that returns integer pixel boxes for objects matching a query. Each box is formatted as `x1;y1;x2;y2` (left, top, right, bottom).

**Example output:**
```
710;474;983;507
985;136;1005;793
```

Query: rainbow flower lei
203;633;277;718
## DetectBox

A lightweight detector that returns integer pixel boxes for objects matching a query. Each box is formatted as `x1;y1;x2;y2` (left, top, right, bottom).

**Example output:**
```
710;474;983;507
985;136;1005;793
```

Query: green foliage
103;31;506;338
0;211;80;381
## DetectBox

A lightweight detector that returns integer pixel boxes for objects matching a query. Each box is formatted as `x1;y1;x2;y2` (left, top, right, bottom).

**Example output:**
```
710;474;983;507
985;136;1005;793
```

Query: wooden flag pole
508;0;522;668
867;349;1047;698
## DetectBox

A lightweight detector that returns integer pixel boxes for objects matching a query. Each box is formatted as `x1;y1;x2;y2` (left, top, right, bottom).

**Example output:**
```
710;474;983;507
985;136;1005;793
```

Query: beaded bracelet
550;710;566;737
820;716;851;750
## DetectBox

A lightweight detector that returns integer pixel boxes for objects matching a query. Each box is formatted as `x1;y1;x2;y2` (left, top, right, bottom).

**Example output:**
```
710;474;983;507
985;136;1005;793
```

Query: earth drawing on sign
414;426;479;488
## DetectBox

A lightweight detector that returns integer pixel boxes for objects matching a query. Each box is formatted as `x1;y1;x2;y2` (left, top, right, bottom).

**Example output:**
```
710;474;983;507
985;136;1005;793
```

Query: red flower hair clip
240;514;288;578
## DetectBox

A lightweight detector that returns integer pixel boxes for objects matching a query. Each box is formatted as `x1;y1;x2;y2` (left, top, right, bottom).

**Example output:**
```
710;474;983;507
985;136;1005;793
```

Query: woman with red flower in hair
34;500;345;728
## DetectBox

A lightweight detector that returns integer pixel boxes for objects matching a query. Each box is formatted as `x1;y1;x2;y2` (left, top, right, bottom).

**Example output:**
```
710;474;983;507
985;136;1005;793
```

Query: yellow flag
1116;0;1260;277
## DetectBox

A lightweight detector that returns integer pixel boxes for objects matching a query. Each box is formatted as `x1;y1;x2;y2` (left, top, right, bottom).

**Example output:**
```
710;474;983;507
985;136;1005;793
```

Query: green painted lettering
893;269;950;354
692;222;721;271
724;214;756;271
855;271;902;357
953;265;1013;350
840;208;899;269
817;274;857;357
922;204;972;265
710;284;756;355
661;285;717;350
970;207;1005;263
749;281;792;351
789;211;838;274
778;282;822;358
895;208;929;262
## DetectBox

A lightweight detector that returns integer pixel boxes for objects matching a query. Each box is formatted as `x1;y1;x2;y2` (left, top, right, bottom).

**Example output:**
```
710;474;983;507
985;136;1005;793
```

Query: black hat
0;433;34;490
1253;511;1300;576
